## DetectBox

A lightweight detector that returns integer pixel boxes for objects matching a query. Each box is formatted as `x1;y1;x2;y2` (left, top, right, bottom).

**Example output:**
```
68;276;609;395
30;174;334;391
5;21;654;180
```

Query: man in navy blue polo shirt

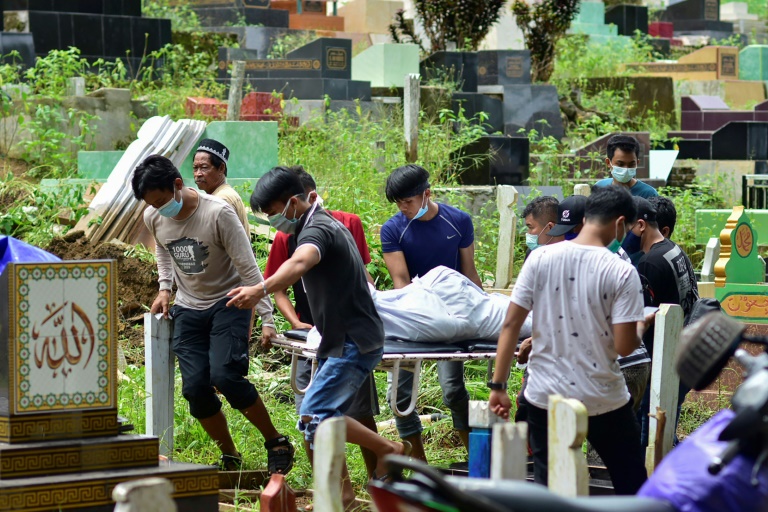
380;164;482;463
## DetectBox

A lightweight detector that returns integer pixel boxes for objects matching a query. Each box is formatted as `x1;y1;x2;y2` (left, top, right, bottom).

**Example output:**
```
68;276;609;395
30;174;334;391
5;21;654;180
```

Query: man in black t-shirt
228;167;409;506
625;197;698;446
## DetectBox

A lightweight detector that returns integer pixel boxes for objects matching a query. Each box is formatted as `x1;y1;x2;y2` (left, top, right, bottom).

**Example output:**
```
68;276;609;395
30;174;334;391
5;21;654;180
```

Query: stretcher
272;329;499;417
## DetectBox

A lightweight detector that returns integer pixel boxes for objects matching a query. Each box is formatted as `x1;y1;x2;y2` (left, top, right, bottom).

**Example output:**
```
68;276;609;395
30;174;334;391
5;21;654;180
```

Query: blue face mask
564;231;578;241
157;188;183;218
621;229;643;255
412;193;428;220
268;194;301;234
611;166;637;184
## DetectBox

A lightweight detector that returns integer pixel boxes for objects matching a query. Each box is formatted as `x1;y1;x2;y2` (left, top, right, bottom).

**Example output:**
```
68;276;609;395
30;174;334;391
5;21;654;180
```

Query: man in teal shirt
594;135;658;199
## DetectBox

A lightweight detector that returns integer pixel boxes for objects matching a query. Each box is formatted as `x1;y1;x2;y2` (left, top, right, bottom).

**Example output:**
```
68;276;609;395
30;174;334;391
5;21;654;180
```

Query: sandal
372;440;413;482
265;435;295;475
220;453;242;471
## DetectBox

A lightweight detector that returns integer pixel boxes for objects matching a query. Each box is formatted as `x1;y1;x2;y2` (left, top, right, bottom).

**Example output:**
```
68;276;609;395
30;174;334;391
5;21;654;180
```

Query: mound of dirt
46;230;159;350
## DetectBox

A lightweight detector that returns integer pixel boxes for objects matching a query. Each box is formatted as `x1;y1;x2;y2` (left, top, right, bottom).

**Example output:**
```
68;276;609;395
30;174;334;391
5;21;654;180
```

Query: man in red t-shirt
264;165;380;478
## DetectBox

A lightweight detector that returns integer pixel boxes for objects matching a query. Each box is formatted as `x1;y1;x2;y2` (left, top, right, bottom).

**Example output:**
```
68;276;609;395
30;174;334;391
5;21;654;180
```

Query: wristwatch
486;381;508;390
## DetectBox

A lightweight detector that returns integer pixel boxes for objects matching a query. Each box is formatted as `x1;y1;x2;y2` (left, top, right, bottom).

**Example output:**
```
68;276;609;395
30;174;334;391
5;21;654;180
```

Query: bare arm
613;322;641;357
459;243;483;288
489;302;530;420
382;251;411;289
227;245;321;309
274;288;312;329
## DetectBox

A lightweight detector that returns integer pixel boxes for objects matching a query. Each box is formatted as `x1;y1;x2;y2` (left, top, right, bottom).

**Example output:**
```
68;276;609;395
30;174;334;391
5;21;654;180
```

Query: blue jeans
298;339;383;444
387;361;470;438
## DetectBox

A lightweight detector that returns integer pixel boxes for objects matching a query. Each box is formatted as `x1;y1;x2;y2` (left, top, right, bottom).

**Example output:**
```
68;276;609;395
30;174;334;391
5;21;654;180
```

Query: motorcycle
369;312;768;512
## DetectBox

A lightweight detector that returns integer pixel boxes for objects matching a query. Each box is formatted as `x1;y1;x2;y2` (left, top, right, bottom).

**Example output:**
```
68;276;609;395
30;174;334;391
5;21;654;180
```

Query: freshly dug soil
46;230;159;350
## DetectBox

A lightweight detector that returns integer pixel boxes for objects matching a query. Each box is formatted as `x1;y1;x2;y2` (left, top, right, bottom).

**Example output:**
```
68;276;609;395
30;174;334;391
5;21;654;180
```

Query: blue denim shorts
298;339;383;444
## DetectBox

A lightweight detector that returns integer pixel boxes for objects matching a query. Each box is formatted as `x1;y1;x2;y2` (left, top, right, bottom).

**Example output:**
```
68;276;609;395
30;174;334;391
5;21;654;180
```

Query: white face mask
611;166;637;184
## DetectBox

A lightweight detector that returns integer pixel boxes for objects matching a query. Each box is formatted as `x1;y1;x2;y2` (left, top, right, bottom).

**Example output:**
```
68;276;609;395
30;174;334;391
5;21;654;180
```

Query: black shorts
170;298;258;419
294;356;380;419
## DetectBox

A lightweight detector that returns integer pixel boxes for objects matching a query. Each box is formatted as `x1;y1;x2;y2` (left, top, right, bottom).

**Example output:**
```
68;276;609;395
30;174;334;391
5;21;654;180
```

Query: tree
512;0;581;82
390;0;506;53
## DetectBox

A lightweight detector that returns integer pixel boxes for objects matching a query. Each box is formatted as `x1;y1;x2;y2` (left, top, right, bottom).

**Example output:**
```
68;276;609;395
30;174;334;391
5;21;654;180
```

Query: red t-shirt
265;210;371;278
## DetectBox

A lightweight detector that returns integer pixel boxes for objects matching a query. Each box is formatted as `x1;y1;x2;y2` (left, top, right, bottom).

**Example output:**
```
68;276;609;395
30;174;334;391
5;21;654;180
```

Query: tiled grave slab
352;43;419;88
237;77;371;101
420;51;478;93
711;121;768;160
0;0;141;16
649;21;673;38
194;6;289;27
605;4;649;36
0;261;118;443
77;151;125;181
740;45;768;81
477;50;531;86
663;0;723;22
0;32;35;68
451;93;503;134
500;84;564;140
451;136;530;186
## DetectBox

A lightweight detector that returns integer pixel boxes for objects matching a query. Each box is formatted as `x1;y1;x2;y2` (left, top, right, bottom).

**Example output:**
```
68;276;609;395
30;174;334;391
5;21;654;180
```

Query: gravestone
337;0;403;34
451;93;504;134
714;206;768;323
721;3;767;44
352;43;419;88
0;259;219;511
649;21;674;38
482;1;526;50
626;45;739;80
739;45;768;81
477;50;531;88
500;84;564;140
661;0;734;39
569;1;618;36
271;0;345;30
420;51;478;93
2;0;170;69
177;0;289;28
0;31;34;68
604;4;649;36
219;38;372;100
450;136;530;186
710;121;768;160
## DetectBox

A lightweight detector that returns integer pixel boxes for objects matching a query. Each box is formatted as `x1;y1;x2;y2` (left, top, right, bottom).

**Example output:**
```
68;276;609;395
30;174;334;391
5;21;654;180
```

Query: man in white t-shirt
489;185;649;495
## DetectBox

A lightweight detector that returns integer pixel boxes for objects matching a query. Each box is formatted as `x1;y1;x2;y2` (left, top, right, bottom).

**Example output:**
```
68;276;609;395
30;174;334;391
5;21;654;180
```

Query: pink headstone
259;473;296;512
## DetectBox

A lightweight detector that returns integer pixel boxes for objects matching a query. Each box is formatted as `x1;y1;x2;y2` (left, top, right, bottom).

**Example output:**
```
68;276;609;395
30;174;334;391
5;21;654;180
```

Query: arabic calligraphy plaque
6;262;116;415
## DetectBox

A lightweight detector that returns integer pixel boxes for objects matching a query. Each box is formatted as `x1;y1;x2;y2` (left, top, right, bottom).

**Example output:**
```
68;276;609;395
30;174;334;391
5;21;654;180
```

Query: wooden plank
313;417;345;512
494;185;518;288
491;422;527;481
145;313;175;457
645;303;684;474
548;394;589;497
404;73;420;163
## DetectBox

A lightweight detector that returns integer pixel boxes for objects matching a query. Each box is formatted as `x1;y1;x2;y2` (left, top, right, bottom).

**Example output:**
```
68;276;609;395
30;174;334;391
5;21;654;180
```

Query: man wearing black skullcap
194;138;250;233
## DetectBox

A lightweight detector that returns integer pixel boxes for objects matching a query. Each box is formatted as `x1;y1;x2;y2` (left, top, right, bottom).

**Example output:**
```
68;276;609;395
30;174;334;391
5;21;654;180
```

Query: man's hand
292;322;314;330
226;286;262;309
639;311;657;339
516;337;533;364
489;389;512;420
150;290;171;318
261;325;277;350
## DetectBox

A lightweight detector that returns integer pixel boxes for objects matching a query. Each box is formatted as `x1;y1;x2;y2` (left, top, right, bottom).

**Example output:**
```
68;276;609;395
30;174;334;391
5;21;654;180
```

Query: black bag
684;297;722;327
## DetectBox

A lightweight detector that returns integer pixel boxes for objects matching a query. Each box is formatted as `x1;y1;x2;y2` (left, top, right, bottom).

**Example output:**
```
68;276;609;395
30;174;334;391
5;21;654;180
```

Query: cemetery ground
0;10;755;506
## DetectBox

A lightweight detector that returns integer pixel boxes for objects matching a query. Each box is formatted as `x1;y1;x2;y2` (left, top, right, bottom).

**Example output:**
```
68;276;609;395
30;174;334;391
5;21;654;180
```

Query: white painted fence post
646;303;684;474
226;60;246;121
145;313;175;457
313;417;346;512
491;422;528;481
494;185;519;289
113;477;177;512
404;73;420;163
548;394;589;497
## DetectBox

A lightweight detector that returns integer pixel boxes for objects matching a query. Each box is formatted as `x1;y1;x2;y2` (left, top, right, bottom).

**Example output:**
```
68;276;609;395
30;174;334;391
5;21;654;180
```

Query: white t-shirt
512;241;644;416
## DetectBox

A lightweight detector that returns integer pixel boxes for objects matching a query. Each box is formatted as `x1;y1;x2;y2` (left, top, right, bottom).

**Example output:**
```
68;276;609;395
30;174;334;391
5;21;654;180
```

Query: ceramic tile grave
2;0;170;68
604;4;649;36
0;260;219;511
352;43;419;88
626;45;739;80
219;38;372;101
172;0;289;28
477;50;531;87
450;135;530;186
420;52;479;93
0;32;34;68
661;0;734;38
740;45;768;81
271;0;345;31
569;1;617;36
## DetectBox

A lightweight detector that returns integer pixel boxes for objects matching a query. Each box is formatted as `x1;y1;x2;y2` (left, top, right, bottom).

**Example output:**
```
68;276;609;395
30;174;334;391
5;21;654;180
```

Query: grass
118;351;525;499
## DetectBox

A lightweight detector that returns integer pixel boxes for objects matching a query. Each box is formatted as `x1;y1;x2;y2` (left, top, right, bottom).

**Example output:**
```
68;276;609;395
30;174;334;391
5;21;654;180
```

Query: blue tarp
0;236;61;275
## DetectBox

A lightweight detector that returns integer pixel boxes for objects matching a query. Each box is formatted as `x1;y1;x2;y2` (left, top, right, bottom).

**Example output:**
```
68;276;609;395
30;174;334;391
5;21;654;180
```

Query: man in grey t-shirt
133;155;294;474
